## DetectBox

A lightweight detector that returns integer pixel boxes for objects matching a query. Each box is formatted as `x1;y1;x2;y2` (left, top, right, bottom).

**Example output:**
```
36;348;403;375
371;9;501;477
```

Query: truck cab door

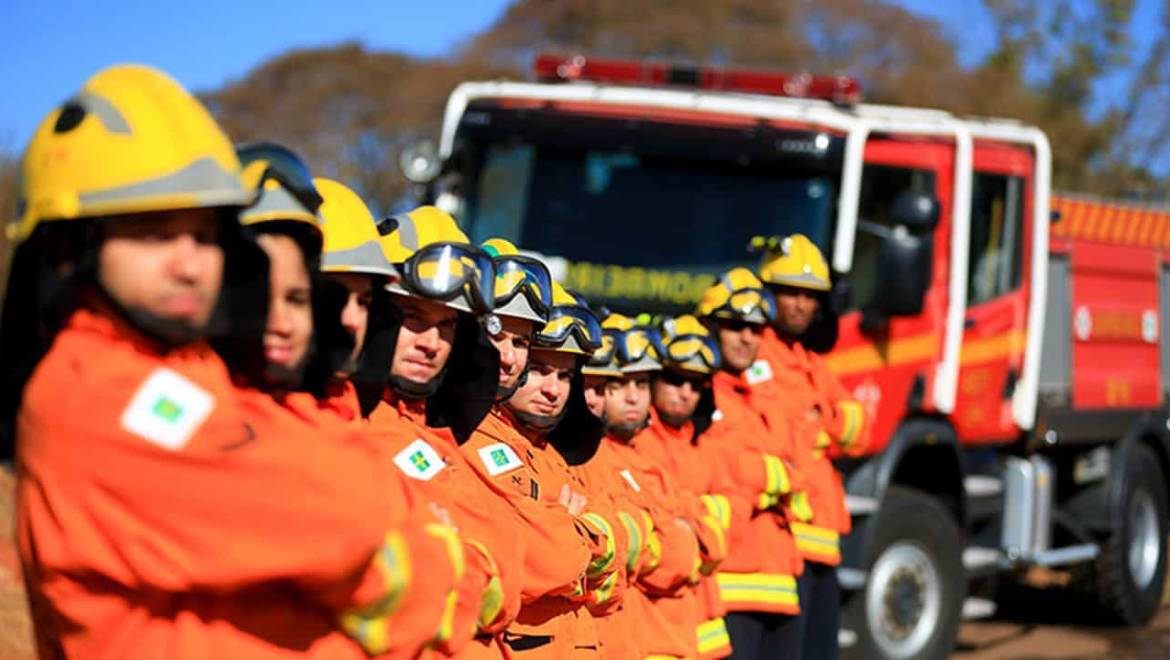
954;145;1034;442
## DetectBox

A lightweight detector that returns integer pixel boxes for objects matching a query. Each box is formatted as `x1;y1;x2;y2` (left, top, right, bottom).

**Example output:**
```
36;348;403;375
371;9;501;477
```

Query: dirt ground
0;466;33;659
953;570;1170;660
1;465;1168;659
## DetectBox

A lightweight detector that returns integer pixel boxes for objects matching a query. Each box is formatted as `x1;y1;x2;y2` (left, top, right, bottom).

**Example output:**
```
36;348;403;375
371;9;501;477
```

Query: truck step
963;546;1003;572
964;475;1004;498
1032;543;1099;567
846;494;879;515
838;629;858;648
962;596;997;620
837;567;867;590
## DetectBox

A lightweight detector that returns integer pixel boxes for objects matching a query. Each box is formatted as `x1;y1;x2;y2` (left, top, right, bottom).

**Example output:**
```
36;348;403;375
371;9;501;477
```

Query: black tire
1086;444;1169;625
844;485;965;660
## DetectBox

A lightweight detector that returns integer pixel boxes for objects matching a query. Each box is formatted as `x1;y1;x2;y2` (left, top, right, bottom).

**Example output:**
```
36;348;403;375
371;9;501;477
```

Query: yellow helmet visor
664;334;721;372
535;304;603;352
492;255;553;320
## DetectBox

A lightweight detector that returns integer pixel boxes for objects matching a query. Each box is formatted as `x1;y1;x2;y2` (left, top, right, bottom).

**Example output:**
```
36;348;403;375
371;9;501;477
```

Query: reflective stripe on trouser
715;572;800;615
697;616;732;659
789;522;841;566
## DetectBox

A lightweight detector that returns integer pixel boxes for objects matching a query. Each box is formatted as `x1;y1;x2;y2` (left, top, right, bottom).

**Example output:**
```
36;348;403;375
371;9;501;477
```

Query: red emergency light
533;53;862;105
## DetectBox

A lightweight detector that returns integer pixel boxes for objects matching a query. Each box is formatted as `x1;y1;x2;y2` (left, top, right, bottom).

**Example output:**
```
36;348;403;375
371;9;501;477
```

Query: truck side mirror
889;190;940;232
868;190;939;319
399;139;441;184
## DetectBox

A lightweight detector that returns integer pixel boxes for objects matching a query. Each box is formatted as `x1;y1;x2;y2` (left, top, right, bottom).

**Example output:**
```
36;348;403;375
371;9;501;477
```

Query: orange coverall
706;370;805;616
758;328;872;566
367;395;526;659
576;429;732;659
460;408;630;658
492;408;616;660
16;308;466;659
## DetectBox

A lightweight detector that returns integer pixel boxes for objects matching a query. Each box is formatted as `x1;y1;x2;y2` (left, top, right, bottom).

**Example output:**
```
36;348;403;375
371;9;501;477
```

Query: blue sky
0;0;1160;152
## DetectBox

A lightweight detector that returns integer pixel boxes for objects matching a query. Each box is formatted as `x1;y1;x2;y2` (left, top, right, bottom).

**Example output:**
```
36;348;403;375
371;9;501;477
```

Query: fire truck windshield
451;109;841;313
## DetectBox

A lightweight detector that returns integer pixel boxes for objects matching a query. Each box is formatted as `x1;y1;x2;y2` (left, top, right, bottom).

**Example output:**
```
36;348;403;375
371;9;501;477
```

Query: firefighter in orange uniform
637;315;744;659
584;313;728;660
1;65;469;659
312;176;402;421
498;283;621;658
455;239;623;656
235;145;488;658
753;234;872;660
696;269;808;659
364;207;540;658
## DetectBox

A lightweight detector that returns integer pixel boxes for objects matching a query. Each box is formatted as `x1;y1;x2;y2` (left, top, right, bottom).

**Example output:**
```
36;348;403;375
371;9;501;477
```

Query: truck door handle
964;317;977;329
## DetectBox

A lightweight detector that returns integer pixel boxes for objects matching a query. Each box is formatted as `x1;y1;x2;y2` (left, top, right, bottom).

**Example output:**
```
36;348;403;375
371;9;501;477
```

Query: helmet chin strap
94;282;205;349
495;361;530;403
656;410;691;429
505;403;567;434
607;414;650;442
389;370;445;400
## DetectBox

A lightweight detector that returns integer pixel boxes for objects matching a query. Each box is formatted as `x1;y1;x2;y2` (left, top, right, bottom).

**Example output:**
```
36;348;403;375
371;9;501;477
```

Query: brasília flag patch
120;368;215;451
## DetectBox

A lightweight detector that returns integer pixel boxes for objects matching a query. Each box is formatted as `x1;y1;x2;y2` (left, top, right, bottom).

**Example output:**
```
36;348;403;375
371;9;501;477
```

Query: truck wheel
845;485;964;659
1089;443;1168;625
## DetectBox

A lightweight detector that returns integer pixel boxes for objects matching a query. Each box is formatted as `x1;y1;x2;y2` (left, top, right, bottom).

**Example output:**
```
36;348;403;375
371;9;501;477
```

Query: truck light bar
533;53;862;105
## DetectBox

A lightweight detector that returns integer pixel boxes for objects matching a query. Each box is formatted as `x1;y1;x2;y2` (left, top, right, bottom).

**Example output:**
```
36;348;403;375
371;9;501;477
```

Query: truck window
461;141;838;313
967;173;1025;305
848;165;937;312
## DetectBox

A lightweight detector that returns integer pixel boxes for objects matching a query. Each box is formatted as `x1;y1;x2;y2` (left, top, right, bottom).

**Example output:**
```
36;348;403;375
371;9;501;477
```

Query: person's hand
428;501;457;531
558;484;588;516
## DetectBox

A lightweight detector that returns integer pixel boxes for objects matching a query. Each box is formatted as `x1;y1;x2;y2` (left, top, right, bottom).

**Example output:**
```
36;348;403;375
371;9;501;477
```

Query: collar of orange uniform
497;406;549;448
320;380;360;422
712;368;752;396
764;325;809;369
647;407;694;442
382;388;429;426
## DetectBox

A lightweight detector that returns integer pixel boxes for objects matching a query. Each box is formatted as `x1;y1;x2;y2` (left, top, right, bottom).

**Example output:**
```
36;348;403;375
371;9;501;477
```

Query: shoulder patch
394;438;446;481
619;468;642;492
477;442;524;477
120;368;215;451
745;359;774;385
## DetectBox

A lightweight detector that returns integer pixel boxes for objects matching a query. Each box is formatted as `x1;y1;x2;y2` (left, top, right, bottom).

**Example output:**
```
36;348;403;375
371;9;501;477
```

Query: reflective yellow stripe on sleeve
579;511;617;578
696;617;732;656
337;530;413;655
618;510;645;573
463;538;504;628
763;454;791;495
836;400;865;448
699;493;732;530
790;521;841;563
425;523;466;645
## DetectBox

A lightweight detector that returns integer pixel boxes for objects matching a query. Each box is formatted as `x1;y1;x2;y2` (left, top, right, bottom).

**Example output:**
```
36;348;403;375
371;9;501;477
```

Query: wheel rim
1128;489;1161;590
865;542;942;659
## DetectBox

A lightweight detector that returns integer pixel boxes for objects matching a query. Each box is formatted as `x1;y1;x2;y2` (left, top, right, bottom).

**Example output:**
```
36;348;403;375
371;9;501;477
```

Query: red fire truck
402;54;1170;659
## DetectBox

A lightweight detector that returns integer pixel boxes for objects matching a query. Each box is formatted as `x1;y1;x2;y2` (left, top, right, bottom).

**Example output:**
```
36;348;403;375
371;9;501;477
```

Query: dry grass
0;465;33;659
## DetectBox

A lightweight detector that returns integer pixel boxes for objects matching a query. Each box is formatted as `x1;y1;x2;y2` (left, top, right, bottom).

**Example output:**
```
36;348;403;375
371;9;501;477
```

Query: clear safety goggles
236;142;323;214
664;333;721;370
492;254;553;317
536;304;604;352
399;242;496;314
